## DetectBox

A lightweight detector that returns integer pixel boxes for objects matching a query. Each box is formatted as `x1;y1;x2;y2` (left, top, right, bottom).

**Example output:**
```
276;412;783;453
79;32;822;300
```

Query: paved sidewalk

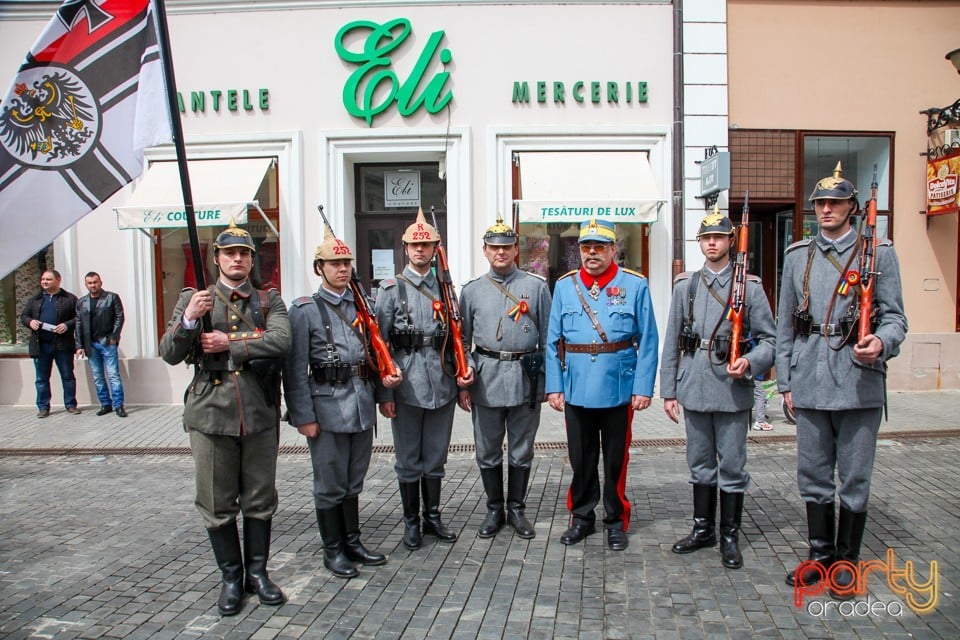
0;391;958;639
1;390;958;452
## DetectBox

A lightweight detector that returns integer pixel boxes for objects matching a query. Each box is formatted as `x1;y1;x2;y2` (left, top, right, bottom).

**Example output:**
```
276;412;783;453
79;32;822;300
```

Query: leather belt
475;346;534;362
810;323;843;336
563;339;636;355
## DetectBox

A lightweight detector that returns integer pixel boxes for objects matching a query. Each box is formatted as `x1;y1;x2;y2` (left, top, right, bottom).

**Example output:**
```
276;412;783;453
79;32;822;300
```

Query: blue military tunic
546;267;659;407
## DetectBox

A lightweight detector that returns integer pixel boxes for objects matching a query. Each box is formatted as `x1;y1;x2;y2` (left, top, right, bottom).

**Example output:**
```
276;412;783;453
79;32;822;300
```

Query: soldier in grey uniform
284;233;402;579
458;217;552;539
160;222;290;616
375;209;474;550
777;163;907;597
660;210;776;569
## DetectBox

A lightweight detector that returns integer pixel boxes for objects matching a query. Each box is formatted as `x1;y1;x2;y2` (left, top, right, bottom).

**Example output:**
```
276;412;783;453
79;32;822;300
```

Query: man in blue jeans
75;272;127;417
20;269;80;418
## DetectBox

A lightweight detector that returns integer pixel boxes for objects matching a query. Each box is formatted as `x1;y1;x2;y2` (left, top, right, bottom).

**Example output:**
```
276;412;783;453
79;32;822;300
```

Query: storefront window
801;133;893;239
154;164;280;333
517;221;649;291
0;246;55;355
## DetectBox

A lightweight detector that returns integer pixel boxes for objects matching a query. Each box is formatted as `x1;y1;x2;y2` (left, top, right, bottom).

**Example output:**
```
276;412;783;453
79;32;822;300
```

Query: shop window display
517;222;648;290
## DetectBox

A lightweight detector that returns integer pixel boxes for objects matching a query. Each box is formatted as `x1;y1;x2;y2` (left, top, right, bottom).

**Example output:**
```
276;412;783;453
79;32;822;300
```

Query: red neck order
579;263;618;290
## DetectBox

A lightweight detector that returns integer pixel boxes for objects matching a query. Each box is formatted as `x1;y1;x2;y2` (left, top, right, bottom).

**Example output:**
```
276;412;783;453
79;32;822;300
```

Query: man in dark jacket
20;269;80;418
75;272;127;417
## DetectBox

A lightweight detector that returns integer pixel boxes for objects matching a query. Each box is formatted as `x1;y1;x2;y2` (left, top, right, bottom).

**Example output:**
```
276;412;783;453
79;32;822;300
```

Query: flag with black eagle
0;0;172;278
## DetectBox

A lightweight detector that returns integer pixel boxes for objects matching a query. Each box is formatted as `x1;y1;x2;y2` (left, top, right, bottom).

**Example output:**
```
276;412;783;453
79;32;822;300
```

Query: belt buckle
499;351;511;361
822;324;834;336
588;343;601;356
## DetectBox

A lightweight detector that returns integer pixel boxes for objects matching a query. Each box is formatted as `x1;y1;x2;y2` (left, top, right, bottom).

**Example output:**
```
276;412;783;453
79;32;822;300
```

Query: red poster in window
927;151;960;216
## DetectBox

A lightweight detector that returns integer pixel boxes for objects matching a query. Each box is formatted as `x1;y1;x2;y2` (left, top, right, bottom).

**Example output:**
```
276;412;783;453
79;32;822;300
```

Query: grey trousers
189;428;279;529
795;407;882;512
307;428;374;510
683;409;750;492
391;399;456;482
471;403;540;469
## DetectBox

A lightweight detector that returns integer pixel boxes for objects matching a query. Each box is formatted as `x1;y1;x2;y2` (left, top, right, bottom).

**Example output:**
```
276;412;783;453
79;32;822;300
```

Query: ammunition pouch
792;310;813;336
839;307;879;345
390;328;424;352
712;336;752;362
311;358;368;385
678;326;700;355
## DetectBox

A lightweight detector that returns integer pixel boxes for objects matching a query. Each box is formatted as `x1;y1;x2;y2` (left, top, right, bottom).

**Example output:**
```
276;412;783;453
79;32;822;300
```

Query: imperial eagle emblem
0;67;98;168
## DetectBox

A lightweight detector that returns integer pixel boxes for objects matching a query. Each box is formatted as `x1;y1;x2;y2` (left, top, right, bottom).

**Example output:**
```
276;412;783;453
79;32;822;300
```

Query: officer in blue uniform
777;163;907;597
660;210;776;569
545;219;659;551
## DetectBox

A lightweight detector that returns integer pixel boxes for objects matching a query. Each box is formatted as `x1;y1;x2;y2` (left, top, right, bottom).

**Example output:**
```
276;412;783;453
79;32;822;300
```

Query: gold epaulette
623;268;647;279
556;269;578;281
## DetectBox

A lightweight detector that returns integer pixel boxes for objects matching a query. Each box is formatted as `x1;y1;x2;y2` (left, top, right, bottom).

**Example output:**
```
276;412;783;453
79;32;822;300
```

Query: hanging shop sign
511;80;648;105
700;151;730;197
926;150;960;216
335;18;453;127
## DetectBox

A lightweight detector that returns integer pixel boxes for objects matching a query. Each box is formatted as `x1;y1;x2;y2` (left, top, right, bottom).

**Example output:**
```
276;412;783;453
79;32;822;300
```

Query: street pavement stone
1;391;959;638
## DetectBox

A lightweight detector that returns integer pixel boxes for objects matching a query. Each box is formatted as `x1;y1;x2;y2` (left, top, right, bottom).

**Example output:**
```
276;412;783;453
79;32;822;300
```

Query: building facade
1;0;955;405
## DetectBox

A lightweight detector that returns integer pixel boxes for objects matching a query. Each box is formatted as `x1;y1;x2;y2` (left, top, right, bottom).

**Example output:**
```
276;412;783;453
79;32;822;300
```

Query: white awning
515;151;664;224
114;158;274;229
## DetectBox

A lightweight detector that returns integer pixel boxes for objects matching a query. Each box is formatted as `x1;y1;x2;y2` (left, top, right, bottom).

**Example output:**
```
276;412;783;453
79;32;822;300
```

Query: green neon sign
335;18;454;127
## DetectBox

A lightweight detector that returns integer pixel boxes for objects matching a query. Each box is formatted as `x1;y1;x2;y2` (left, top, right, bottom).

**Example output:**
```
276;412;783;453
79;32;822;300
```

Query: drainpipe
671;0;685;278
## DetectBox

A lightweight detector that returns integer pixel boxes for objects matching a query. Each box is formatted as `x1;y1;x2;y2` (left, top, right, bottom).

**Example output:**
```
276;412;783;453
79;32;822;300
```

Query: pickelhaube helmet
482;215;518;246
212;219;256;253
696;204;735;238
314;226;354;261
401;208;441;243
578;218;617;244
809;161;859;201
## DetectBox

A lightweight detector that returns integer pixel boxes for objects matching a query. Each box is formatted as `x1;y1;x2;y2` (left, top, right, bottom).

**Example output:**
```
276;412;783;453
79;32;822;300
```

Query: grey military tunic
659;265;776;491
459;266;552;468
776;230;907;511
374;267;459;481
159;280;290;528
283;286;377;508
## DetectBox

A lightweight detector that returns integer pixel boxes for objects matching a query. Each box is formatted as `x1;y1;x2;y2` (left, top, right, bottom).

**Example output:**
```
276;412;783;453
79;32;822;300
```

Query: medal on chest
605;286;627;306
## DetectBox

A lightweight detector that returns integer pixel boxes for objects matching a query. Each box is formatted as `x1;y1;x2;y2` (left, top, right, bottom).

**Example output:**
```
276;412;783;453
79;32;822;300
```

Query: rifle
857;164;880;343
727;191;750;365
317;205;399;378
428;205;470;378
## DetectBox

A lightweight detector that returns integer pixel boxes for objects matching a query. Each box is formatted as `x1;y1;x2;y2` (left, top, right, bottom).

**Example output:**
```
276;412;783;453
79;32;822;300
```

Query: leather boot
506;466;536;539
243;518;285;605
315;507;358;579
830;507;868;600
342;495;387;566
785;502;836;587
207;522;245;616
672;484;717;554
719;491;744;569
421;477;457;542
478;465;505;538
399;481;422;550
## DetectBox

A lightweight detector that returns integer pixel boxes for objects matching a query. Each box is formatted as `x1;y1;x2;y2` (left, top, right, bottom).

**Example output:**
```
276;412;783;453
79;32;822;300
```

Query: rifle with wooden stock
727;192;750;365
317;205;399;378
857;164;880;343
428;205;470;378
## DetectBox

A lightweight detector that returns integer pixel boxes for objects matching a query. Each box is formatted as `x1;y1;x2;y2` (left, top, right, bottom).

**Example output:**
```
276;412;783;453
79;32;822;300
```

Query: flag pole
151;0;211;332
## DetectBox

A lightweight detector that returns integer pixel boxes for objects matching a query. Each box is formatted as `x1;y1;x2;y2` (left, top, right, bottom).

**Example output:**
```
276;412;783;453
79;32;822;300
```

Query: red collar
579;263;618;290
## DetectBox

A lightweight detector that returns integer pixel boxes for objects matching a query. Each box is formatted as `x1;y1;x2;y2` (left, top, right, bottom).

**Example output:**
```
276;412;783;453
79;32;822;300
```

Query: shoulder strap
572;277;608;342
